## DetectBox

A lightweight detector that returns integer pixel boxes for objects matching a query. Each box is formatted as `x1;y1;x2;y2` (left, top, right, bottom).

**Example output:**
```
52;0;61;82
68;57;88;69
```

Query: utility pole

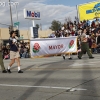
15;4;19;29
9;0;13;31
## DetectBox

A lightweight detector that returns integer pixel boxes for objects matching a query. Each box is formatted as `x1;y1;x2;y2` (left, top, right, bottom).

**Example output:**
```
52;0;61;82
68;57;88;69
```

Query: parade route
0;54;100;100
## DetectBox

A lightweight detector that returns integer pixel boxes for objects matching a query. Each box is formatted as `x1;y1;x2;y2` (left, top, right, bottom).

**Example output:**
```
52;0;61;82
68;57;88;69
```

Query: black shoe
78;56;81;59
2;70;7;73
7;69;12;73
63;56;65;60
18;70;23;73
68;57;72;60
89;57;94;59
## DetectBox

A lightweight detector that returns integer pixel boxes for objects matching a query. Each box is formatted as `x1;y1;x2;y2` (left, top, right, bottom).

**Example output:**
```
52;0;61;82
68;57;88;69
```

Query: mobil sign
24;9;40;20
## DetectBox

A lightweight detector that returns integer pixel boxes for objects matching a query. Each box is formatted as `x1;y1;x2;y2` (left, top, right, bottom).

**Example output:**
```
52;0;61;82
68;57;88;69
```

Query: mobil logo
23;9;40;20
27;10;40;18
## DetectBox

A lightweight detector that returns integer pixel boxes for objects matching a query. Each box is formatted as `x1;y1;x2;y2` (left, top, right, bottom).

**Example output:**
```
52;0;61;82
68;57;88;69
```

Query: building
0;28;52;45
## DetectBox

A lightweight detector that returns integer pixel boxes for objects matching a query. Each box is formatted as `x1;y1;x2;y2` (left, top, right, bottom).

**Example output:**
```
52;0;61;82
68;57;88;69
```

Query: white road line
0;84;87;91
70;63;93;66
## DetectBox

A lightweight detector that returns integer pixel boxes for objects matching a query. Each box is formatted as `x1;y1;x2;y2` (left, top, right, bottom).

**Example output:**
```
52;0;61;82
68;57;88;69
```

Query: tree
49;20;61;31
36;24;39;30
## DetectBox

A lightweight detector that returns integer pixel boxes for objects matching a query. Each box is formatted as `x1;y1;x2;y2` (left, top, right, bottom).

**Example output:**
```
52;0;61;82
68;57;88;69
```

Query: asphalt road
0;54;100;100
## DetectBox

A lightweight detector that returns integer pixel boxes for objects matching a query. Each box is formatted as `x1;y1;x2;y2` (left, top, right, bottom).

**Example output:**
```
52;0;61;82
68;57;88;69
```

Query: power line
0;23;10;26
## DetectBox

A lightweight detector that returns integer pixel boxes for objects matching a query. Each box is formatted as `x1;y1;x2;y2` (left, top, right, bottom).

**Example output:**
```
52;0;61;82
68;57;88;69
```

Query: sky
0;0;98;30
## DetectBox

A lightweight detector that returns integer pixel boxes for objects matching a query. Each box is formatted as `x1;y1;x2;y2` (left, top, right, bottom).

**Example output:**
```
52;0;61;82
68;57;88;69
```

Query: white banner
30;36;77;57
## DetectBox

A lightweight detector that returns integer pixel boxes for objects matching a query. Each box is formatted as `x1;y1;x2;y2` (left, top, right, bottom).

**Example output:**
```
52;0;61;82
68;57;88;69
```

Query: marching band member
7;30;23;73
78;29;94;59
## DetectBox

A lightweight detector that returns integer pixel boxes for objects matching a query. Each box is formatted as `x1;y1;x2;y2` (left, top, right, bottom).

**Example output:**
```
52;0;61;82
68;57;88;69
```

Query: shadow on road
79;59;99;100
22;64;35;71
16;57;76;100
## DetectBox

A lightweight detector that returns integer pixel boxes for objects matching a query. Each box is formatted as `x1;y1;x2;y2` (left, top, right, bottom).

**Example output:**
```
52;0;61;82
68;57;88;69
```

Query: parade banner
30;36;77;57
78;1;100;21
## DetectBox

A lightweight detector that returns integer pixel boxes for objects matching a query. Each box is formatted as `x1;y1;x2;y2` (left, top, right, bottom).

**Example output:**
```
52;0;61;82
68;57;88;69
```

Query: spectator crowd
2;40;30;60
48;19;100;54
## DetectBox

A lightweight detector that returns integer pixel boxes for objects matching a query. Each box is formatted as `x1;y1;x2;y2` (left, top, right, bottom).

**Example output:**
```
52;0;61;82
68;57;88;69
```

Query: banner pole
76;5;79;23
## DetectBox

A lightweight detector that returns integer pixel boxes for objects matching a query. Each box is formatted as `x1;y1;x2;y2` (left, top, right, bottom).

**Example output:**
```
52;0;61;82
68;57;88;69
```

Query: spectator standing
49;31;56;38
95;18;99;26
2;45;8;59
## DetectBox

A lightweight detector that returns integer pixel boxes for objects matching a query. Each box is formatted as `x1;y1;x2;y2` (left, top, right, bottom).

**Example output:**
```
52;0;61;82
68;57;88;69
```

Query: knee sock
8;66;10;70
18;66;20;71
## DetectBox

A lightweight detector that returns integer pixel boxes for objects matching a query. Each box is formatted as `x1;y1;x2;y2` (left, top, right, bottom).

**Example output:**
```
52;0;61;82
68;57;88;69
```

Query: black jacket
9;37;18;52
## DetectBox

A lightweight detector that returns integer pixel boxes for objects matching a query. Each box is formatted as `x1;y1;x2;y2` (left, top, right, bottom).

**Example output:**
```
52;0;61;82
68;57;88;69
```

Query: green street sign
14;22;20;26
